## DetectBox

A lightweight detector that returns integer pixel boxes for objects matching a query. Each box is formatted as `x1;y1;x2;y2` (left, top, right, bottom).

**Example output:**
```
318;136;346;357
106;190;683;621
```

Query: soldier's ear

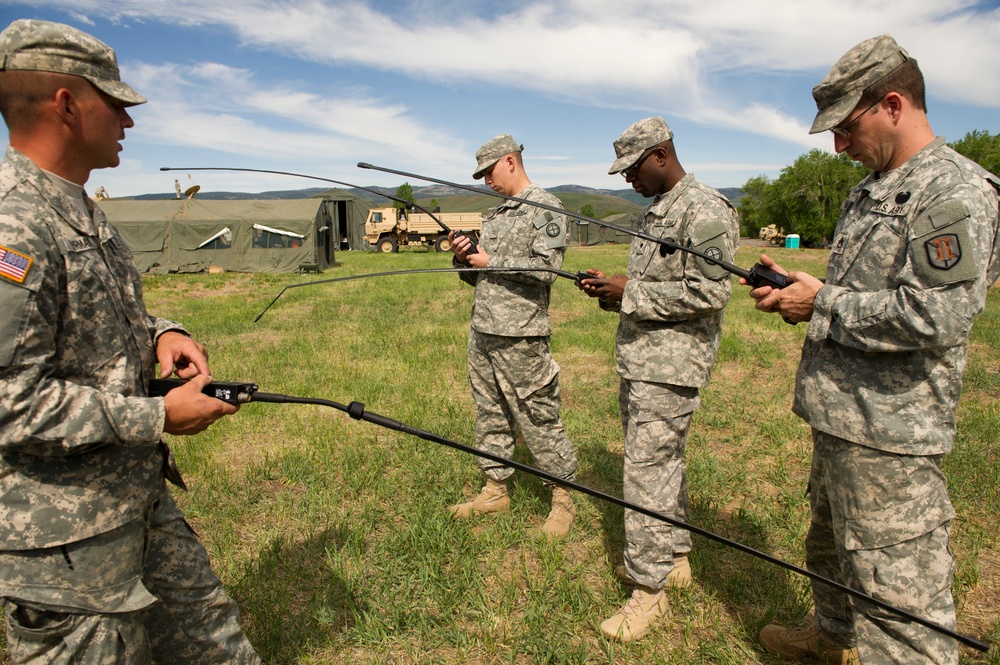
53;87;82;127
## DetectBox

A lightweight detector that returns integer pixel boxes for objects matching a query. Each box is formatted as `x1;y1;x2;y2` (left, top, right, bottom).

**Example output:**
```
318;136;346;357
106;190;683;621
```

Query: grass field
16;244;998;664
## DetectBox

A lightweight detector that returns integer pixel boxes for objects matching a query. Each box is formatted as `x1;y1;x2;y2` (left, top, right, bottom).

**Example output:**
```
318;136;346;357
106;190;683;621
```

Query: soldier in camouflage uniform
448;135;580;538
0;19;260;663
578;117;739;642
750;36;1000;665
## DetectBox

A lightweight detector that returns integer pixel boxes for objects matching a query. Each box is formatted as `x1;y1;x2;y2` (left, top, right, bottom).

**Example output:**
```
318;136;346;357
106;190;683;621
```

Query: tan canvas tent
101;198;355;273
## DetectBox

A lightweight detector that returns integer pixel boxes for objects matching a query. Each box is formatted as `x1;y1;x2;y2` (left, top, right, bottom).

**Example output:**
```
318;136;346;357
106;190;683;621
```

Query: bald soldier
448;135;580;538
0;19;259;663
750;36;1000;664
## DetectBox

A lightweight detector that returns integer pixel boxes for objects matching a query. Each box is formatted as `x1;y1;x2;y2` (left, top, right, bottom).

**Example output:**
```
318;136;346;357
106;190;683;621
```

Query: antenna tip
357;162;371;168
159;167;170;171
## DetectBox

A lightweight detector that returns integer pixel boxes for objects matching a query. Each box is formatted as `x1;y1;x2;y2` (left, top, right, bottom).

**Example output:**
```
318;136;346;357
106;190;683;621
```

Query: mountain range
131;183;745;216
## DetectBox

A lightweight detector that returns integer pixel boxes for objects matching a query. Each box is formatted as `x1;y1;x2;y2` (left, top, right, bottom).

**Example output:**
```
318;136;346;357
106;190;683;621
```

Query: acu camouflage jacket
0;148;182;550
608;174;739;388
794;137;1000;454
460;184;567;338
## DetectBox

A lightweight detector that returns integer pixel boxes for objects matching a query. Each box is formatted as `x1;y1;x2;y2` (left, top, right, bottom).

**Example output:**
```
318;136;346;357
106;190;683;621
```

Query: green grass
10;244;999;664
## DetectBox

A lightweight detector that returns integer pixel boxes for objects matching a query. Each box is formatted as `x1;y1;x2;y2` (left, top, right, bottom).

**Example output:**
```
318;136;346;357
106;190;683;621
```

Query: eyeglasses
622;147;658;179
829;96;884;138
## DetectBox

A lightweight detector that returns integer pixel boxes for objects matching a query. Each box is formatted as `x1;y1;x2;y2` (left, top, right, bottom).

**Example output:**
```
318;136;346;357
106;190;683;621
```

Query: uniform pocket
842;483;955;617
60;249;126;375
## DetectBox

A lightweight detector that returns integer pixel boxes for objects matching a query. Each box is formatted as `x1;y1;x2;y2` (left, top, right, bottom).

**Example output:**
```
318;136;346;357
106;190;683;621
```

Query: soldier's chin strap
253;267;589;322
149;378;989;653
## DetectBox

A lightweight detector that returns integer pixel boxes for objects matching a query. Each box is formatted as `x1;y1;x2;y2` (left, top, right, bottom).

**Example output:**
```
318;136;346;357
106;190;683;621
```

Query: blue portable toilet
785;234;800;249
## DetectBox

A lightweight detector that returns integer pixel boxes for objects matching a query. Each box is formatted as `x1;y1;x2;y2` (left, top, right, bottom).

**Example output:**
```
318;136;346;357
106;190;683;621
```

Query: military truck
758;224;787;246
364;207;483;252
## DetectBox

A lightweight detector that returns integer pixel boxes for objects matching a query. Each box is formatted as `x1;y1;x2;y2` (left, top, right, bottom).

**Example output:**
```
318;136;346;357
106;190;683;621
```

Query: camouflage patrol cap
0;19;146;106
473;134;523;179
608;116;673;175
809;35;908;134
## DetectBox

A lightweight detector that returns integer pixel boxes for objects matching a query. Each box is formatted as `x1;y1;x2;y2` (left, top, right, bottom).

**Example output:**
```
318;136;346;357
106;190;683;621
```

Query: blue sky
2;1;999;198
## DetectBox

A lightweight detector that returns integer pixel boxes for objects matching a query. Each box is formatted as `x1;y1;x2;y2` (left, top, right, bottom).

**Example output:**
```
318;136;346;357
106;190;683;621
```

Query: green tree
579;203;596;218
394;182;415;211
737;174;775;238
950;129;1000;175
739;150;866;247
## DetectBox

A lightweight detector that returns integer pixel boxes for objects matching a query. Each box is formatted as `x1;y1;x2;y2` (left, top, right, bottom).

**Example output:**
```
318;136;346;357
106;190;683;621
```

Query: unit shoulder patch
924;233;962;270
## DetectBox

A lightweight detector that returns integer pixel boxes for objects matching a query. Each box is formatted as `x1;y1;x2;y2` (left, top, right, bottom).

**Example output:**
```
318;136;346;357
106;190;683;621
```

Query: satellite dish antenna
184;185;201;199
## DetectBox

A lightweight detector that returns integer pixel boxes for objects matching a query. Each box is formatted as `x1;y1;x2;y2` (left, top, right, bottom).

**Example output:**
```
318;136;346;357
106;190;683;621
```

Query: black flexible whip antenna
357;162;789;290
252;266;589;322
160;166;458;235
147;377;988;653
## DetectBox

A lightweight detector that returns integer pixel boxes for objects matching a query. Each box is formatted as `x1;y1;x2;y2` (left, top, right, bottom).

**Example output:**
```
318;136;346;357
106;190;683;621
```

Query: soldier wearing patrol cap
0;19;259;663
749;35;1000;664
448;134;580;539
577;116;739;642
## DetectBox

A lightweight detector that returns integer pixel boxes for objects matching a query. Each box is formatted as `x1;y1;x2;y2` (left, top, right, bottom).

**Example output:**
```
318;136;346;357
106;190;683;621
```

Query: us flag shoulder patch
0;246;33;283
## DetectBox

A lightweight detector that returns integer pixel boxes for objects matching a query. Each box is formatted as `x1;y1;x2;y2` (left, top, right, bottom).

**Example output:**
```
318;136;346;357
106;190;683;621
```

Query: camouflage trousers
807;430;957;665
467;330;578;484
0;486;260;665
620;377;698;590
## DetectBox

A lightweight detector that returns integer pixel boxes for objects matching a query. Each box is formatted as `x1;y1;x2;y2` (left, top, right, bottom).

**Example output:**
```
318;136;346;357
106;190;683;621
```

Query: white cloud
52;0;999;133
7;0;999;194
123;61;468;167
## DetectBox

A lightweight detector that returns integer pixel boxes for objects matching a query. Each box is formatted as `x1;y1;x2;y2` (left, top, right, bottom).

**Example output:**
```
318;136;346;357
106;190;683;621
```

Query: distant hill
128;182;742;214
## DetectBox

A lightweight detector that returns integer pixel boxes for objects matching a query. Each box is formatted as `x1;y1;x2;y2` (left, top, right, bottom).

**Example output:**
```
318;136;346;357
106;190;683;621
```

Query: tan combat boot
759;625;860;664
600;586;668;643
615;554;692;589
449;478;509;518
538;486;576;538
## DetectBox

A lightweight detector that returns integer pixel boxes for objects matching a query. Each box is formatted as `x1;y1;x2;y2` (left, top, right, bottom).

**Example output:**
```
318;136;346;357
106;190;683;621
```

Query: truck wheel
378;237;398;253
434;236;452;252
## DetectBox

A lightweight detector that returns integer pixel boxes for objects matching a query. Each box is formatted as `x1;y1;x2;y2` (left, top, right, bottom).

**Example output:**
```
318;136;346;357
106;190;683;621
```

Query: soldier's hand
576;268;606;296
450;231;472;263
580;272;626;302
163;374;238;436
743;253;818;322
465;246;489;269
156;331;210;379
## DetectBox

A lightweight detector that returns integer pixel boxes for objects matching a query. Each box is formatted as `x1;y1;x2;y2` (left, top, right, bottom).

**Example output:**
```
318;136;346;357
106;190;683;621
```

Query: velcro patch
692;233;733;281
911;218;977;287
0;246;32;284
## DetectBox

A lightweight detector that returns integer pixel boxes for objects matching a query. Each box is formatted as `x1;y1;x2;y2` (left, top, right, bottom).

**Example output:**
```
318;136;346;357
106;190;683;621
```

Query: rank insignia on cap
0;246;33;283
925;234;961;269
546;222;562;238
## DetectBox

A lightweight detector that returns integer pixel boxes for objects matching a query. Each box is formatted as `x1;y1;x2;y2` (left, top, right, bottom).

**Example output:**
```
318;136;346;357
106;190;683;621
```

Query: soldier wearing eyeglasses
577;116;739;642
749;35;1000;664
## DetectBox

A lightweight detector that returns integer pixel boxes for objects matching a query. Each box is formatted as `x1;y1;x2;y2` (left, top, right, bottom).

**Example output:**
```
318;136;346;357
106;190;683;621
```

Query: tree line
738;129;1000;247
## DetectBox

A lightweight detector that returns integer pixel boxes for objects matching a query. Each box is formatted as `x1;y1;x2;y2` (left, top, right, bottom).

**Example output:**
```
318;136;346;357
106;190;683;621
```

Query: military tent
565;212;639;246
310;188;375;251
101;197;357;273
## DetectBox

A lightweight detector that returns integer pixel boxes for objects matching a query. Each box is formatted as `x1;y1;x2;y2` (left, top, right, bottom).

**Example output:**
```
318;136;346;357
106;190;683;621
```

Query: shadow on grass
578;433;813;659
232;525;361;664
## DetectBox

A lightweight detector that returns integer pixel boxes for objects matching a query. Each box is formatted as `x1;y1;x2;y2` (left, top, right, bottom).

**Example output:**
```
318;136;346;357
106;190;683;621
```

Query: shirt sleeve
622;198;736;322
0;222;164;457
487;206;567;286
810;185;998;351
